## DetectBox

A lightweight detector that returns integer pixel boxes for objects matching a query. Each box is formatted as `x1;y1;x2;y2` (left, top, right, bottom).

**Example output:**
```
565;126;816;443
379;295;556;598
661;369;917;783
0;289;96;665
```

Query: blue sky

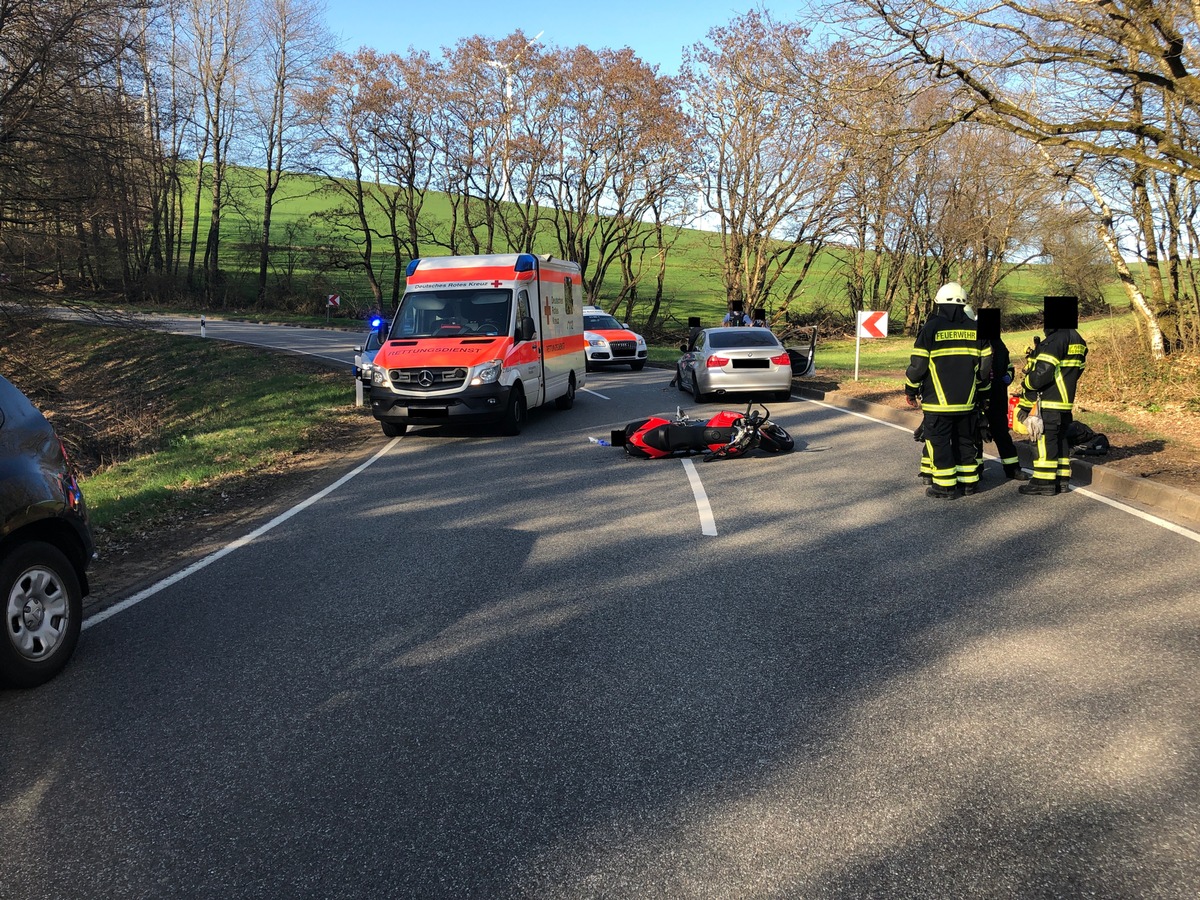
323;0;769;76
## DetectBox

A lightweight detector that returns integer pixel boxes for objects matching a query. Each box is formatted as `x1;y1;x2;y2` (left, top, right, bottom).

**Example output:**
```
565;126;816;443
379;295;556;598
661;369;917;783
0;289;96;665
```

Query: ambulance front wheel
381;421;407;437
501;388;527;435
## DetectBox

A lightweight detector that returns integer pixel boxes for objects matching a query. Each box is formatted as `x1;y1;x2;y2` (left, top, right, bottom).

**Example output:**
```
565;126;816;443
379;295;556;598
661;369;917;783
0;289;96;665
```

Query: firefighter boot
1004;464;1030;481
926;485;956;500
1018;480;1058;496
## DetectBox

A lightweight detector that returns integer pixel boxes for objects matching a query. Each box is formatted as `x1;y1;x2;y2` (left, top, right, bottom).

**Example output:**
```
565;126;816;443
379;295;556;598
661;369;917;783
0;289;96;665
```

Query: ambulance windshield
389;289;512;339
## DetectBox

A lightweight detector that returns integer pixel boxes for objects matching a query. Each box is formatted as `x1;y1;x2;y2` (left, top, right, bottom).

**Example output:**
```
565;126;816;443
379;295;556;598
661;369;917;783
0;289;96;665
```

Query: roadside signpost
855;310;888;380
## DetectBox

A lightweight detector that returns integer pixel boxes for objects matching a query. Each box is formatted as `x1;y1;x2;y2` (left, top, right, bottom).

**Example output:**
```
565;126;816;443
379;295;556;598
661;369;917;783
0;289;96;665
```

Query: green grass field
188;164;1125;331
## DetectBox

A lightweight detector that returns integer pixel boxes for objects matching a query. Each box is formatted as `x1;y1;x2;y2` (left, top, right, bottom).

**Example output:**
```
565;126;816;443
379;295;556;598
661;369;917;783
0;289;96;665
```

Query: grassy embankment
1;319;368;542
183;165;1075;326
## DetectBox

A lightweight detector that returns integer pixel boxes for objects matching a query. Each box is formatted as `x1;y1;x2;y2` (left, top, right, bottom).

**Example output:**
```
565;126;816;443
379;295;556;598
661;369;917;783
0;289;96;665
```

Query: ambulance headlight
372;367;390;387
471;359;502;385
585;331;607;348
636;335;647;349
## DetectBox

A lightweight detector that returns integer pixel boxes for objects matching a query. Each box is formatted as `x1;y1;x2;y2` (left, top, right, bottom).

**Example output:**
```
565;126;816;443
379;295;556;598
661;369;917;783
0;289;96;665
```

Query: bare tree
682;11;845;315
846;0;1200;354
433;35;515;254
0;0;151;291
367;49;442;302
1037;203;1114;314
181;0;256;304
542;46;691;304
297;48;393;304
247;0;331;306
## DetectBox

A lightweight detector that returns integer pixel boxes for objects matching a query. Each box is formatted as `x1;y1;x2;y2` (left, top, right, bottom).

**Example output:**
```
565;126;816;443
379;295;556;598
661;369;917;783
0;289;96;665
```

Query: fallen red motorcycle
614;402;794;461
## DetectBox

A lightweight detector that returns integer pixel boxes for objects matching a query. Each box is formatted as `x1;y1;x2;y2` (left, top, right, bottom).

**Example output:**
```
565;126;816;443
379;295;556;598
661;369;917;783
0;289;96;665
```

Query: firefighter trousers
1031;408;1073;487
923;413;980;490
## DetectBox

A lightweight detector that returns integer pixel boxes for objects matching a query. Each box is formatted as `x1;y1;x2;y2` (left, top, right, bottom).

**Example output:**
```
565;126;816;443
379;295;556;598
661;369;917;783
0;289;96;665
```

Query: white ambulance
368;253;586;435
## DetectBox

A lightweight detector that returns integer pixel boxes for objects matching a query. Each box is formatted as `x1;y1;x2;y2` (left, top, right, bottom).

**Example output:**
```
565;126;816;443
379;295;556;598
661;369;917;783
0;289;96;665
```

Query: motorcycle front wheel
758;422;795;453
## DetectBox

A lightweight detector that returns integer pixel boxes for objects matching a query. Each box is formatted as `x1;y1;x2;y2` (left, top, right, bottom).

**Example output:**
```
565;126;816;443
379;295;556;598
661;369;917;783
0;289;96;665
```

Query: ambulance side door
516;288;544;388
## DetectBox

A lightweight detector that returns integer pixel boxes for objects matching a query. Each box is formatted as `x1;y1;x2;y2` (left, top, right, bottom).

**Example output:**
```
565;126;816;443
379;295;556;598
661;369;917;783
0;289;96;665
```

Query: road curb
795;386;1200;529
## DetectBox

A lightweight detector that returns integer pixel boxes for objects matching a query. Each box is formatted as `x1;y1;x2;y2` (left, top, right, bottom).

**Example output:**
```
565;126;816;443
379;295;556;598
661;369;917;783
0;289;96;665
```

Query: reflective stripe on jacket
904;307;992;414
1023;328;1087;411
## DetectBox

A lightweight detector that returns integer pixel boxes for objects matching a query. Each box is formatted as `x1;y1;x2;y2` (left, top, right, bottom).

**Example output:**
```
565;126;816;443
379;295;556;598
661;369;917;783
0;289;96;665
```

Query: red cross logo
491;279;502;288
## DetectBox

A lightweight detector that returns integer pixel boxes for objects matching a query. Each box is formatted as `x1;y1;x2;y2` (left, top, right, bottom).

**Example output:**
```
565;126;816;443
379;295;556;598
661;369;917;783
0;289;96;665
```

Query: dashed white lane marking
84;438;402;629
681;458;718;536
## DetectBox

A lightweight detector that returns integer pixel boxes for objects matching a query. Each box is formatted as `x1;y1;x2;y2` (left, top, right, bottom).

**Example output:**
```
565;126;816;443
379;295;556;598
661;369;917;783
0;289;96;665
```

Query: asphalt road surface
3;326;1199;899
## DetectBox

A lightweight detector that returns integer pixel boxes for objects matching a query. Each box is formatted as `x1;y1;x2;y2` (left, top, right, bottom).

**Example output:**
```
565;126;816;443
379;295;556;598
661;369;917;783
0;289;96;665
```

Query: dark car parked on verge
0;374;94;688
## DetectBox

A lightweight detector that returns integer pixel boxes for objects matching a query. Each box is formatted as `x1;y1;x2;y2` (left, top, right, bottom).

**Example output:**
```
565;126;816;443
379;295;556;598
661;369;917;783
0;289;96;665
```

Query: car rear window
708;330;781;350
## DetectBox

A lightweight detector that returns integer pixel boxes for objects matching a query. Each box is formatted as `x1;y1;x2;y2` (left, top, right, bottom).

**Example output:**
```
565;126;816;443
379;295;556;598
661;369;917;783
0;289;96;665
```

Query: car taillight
705;355;729;368
770;352;790;365
58;439;83;509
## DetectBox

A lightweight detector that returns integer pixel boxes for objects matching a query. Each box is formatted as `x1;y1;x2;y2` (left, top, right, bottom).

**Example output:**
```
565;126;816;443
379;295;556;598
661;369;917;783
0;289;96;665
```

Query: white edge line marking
681;458;718;536
1066;486;1200;543
802;396;1200;544
83;437;403;630
582;387;610;400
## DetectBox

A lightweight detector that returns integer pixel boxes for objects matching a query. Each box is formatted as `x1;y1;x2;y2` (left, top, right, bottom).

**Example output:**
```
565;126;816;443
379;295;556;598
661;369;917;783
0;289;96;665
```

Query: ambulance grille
387;367;469;390
610;341;637;358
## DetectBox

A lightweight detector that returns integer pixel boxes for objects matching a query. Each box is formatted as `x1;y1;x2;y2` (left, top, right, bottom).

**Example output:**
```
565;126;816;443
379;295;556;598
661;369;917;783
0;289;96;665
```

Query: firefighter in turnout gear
976;308;1028;481
1016;296;1088;495
905;282;993;499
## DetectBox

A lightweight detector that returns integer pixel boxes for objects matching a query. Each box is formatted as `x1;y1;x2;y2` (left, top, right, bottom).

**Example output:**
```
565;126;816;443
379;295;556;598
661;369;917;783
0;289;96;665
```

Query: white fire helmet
934;282;968;305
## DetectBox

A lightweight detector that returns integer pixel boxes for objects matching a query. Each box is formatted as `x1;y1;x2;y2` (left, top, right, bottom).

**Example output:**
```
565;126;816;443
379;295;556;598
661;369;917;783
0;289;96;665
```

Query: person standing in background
723;300;751;326
976;308;1029;481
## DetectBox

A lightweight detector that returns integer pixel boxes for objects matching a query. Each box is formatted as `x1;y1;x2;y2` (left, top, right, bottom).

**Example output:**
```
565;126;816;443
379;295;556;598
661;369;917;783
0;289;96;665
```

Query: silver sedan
675;326;794;403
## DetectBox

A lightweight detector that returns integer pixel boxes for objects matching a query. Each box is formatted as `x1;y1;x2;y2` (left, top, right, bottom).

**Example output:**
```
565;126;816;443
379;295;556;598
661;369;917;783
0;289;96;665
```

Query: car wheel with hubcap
0;541;82;688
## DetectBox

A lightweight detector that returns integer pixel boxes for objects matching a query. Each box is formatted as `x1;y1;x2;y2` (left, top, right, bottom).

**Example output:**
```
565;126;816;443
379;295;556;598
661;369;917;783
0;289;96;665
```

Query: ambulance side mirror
517;316;536;342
